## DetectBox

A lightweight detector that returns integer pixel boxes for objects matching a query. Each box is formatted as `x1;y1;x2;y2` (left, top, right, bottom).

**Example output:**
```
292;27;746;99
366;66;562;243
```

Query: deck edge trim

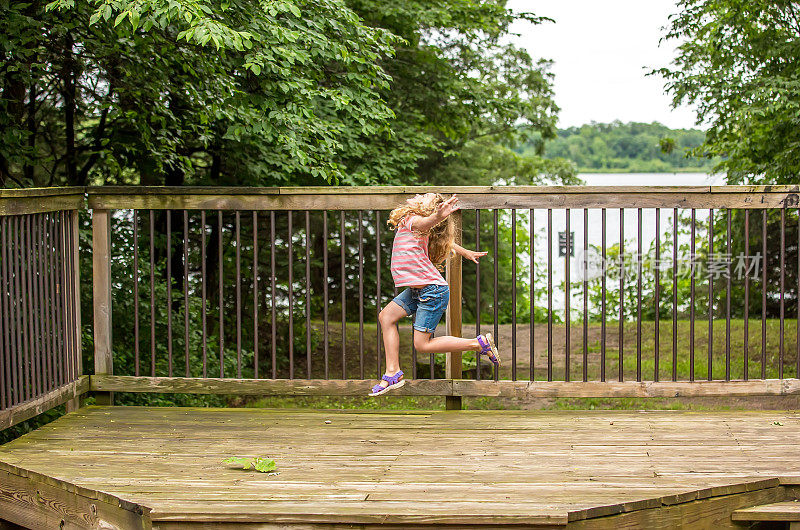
0;376;90;431
90;375;800;398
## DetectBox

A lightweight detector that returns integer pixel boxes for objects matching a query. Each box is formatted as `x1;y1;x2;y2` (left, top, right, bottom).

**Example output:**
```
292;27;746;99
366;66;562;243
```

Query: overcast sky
507;0;702;130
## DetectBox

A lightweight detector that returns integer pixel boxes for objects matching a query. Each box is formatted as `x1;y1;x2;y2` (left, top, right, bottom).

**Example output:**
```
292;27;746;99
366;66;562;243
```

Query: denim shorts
391;284;450;333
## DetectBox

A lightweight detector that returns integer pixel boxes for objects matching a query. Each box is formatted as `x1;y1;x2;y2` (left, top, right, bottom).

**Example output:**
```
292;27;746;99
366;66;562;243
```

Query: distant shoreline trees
520;121;719;174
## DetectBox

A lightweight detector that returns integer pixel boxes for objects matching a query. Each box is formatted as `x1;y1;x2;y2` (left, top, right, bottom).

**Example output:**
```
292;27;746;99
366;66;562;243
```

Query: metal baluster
288;211;294;379
323;211;329;379
358;211;364;379
780;207;785;379
618;209;624;382
340;211;346;379
201;211;207;378
511;209;517;380
236;211;242;379
583;208;588;382
270;211;276;379
654;208;660;382
529;209;534;381
673;208;678;381
133;210;139;376
167;210;172;377
547;209;553;381
493;209;499;381
254;212;259;379
565;209;570;382
708;209;714;381
218;211;224;378
150;211;156;376
743;210;749;381
306;211;312;379
375;211;381;379
184;210;190;378
726;209;731;380
690;209;695;381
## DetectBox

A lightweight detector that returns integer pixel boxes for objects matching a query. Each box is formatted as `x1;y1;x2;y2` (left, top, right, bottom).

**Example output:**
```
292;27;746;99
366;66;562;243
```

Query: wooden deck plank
732;500;800;521
2;406;800;527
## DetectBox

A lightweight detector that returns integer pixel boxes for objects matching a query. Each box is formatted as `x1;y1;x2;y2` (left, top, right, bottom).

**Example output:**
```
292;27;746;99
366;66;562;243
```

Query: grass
243;317;799;412
294;318;798;382
559;318;798;382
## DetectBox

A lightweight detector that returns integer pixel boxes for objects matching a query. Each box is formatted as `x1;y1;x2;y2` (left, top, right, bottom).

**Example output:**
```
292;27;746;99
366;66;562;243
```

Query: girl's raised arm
409;194;460;232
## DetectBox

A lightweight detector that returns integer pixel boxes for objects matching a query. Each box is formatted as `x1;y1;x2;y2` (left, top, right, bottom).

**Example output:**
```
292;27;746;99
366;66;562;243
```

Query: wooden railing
85;186;800;409
1;185;799;419
0;189;87;430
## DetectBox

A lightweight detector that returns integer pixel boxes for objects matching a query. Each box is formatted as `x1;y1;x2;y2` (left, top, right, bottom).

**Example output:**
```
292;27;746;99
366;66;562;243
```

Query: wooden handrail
0;377;90;431
85;185;800;194
0;188;85;216
85;185;800;210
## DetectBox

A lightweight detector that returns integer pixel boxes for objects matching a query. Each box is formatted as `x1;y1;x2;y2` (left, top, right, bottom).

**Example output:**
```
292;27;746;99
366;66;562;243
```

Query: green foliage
344;0;572;185
430;137;579;186
462;209;554;325
2;0;400;186
222;456;277;472
577;209;798;323
652;0;800;183
1;0;571;187
521;121;718;173
0;405;68;445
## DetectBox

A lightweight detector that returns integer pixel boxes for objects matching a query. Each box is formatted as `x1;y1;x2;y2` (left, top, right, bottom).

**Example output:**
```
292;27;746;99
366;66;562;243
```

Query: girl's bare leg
413;330;482;354
378;301;409;376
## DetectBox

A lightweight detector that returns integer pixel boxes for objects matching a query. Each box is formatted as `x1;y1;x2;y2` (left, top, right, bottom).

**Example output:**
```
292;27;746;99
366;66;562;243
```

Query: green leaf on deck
253;457;277;473
222;456;254;470
223;456;277;472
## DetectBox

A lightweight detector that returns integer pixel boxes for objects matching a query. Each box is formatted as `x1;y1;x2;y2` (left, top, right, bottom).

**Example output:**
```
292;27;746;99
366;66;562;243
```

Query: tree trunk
24;84;37;184
62;31;77;185
0;59;26;187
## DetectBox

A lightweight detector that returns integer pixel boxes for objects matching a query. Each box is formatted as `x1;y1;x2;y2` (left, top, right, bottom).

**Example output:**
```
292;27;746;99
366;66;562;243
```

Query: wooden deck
1;406;800;529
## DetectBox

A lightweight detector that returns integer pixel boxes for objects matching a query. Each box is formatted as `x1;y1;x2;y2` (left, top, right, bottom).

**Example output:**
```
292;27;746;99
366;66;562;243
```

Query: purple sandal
369;370;405;397
477;333;501;366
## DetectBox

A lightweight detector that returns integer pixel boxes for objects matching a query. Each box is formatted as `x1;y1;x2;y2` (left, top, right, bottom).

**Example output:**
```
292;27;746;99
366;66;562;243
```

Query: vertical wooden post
66;210;84;412
445;210;463;410
92;209;113;406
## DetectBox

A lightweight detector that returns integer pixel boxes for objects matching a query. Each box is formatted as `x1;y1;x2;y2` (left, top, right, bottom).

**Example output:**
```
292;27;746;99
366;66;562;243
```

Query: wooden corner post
446;210;463;410
92;209;113;405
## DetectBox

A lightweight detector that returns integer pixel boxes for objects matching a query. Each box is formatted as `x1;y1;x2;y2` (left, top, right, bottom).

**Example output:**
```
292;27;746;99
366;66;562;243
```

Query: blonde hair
388;193;455;269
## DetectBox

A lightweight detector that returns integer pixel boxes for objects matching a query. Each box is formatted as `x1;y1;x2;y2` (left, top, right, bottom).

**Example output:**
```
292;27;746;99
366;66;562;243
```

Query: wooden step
732;501;800;525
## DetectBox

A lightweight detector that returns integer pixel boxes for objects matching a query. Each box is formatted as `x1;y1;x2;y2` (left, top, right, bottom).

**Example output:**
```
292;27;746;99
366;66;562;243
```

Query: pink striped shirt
390;215;448;288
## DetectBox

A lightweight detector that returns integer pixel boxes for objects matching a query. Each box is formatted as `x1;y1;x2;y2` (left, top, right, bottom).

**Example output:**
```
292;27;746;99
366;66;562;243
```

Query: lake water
578;172;724;187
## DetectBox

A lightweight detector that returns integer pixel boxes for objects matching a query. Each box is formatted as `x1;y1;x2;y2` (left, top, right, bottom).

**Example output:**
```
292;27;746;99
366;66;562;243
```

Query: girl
370;192;500;396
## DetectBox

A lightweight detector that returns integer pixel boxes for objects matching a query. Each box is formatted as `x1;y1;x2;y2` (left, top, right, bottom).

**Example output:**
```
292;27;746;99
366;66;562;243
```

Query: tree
346;0;572;186
2;0;572;188
523;121;714;173
652;0;800;184
1;0;400;186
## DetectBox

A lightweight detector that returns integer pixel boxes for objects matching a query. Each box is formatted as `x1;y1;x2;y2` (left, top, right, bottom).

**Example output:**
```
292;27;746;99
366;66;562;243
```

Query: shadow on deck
1;406;800;529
